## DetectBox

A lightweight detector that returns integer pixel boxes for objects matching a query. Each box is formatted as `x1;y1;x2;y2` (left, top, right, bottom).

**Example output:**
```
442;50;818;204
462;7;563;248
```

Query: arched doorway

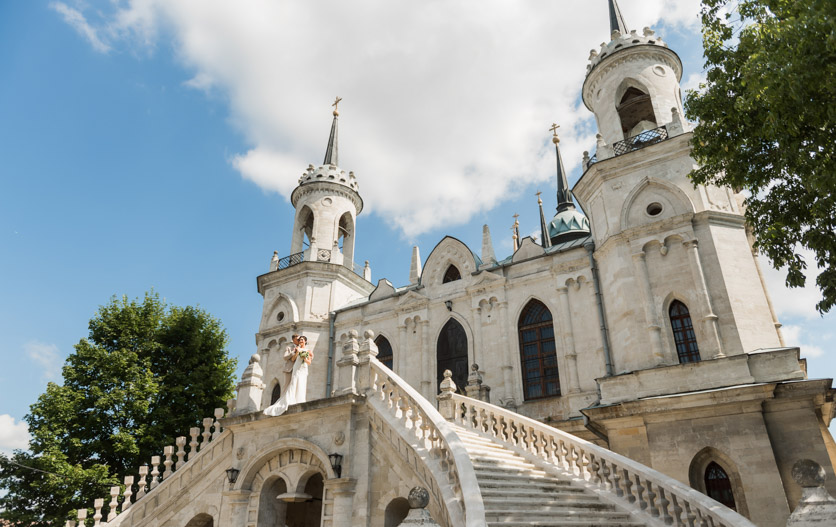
437;318;468;393
257;477;288;527
384;497;410;527
184;513;213;527
285;473;324;527
256;473;323;527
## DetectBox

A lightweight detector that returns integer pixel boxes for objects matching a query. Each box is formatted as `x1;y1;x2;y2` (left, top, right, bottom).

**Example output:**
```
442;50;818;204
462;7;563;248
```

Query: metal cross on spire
323;97;341;166
551;123;575;213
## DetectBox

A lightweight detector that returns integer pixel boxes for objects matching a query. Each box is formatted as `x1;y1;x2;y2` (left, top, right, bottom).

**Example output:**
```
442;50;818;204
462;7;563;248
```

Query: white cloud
53;1;703;237
681;72;707;94
0;415;30;456
25;341;62;380
780;325;825;358
50;2;111;53
759;248;825;320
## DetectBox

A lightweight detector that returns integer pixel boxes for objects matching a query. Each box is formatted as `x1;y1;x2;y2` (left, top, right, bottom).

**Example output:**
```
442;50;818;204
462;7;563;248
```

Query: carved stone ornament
334;431;345;446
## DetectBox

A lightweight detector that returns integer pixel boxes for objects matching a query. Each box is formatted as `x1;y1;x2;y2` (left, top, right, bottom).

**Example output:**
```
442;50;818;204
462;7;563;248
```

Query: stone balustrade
79;408;228;526
442;390;758;527
337;328;486;527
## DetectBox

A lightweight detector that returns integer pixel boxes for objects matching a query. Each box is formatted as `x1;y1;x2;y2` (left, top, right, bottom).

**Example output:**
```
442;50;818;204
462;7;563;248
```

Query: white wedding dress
263;353;308;417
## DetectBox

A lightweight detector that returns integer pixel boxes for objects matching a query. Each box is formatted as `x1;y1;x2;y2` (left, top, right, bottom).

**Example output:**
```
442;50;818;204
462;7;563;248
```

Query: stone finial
270;250;279;271
77;509;87;522
465;363;491;402
226;398;236;415
364;260;372;282
409;246;422;284
358;330;379;361
787;459;836;526
481;225;496;267
235;354;265;415
467;364;482;387
396;486;441;526
583;150;590;168
440;370;457;395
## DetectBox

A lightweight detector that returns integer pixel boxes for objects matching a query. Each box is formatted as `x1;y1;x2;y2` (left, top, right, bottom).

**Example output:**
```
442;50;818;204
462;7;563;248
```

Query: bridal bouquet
297;349;310;361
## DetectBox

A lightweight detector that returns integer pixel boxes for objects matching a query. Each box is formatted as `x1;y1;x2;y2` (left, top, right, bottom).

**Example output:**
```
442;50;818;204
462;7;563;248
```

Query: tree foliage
685;0;836;313
0;292;238;526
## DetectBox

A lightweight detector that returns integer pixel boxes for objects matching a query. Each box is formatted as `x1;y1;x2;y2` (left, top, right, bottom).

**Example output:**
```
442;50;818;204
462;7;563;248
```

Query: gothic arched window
704;462;737;510
670;300;700;363
436;318;468;392
617;85;656;137
518;300;560;400
442;265;461;283
271;382;282;405
375;335;394;370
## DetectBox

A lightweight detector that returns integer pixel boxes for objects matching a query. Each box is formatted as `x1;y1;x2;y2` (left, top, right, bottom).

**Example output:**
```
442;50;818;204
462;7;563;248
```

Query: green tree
684;0;836;313
0;292;238;526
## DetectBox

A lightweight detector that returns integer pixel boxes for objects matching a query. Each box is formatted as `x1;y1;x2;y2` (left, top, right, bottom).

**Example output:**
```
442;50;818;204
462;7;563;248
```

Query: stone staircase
455;425;646;527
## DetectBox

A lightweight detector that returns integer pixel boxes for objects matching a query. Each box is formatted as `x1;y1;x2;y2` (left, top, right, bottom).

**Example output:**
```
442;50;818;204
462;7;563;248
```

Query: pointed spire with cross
537;191;552;249
323;97;341;166
608;0;628;37
551;124;575;214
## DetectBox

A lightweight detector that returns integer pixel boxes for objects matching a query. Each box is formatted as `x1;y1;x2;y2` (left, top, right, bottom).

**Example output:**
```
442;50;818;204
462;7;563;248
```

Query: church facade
90;3;835;527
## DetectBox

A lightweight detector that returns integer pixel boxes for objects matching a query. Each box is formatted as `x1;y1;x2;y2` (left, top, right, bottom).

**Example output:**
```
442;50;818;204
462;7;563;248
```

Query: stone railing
334;329;486;527
72;408;230;527
441;390;757;527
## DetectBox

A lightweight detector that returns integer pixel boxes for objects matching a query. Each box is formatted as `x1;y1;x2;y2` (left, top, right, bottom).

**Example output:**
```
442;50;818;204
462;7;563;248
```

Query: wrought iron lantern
328;453;343;478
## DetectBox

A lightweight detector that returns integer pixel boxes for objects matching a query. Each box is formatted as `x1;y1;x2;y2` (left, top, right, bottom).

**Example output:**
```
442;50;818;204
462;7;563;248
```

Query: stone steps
452;424;645;526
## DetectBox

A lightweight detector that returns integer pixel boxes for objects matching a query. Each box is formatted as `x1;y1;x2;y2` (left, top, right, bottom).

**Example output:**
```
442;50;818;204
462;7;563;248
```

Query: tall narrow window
518;300;560;400
704;462;737;510
442;265;461;283
437;318;468;392
375;335;394;370
670;300;700;363
271;382;282;405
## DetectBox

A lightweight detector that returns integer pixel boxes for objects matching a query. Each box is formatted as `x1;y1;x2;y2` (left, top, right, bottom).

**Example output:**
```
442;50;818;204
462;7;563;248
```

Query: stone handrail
78;408;230;527
365;355;486;527
446;393;757;527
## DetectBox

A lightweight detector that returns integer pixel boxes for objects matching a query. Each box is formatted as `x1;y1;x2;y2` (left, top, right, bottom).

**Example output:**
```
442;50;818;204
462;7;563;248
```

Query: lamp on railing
225;467;240;484
328;453;343;478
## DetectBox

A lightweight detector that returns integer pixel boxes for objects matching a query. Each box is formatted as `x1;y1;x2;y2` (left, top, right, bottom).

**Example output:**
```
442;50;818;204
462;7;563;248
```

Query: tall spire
608;0;628;36
537;192;552;248
551;124;575;213
323;96;342;166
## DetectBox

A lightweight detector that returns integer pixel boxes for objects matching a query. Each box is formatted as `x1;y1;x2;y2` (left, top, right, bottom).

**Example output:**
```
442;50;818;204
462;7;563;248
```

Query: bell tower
289;97;363;268
572;1;783;373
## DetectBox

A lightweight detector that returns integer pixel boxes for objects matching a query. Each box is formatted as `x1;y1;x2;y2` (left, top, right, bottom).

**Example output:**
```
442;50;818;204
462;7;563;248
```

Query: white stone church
81;3;836;527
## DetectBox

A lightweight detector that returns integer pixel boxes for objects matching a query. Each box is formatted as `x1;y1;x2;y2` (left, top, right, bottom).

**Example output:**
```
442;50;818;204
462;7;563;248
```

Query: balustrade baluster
658;487;673;524
201;418;213;448
107;486;119;521
188;428;200;460
646;480;659;518
601;459;612;489
122;475;134;510
175;436;187;469
163;446;174;479
588;454;600;483
622;469;635;503
579;449;590;479
671;494;684;526
212;408;224;439
612;461;623;497
683;500;697;527
635;475;647;511
93;498;103;527
150;456;161;489
572;446;581;476
136;465;148;499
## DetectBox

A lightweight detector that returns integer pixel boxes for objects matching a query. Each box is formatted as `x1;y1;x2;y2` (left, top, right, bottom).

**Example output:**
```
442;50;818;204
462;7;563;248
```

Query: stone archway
184;513;213;527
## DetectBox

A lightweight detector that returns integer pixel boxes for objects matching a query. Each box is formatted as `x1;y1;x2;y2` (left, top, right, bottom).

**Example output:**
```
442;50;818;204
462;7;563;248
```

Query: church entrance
437;318;468;393
257;473;323;527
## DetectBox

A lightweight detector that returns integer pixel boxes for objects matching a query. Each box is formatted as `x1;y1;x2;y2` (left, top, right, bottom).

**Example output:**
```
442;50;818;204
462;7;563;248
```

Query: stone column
420;320;432;399
325;478;358;527
683;239;725;358
397;323;407;373
498;300;521;403
233;354;264;415
631;251;666;361
557;286;581;394
334;330;359;395
356;330;379;392
471;307;484;370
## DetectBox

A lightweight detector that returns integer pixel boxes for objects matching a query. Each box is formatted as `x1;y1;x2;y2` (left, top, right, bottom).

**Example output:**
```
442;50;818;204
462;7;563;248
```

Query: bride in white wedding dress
263;335;313;417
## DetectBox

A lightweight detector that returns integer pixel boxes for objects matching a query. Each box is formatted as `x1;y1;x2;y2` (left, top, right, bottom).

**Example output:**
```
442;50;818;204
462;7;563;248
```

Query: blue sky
1;0;833;451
